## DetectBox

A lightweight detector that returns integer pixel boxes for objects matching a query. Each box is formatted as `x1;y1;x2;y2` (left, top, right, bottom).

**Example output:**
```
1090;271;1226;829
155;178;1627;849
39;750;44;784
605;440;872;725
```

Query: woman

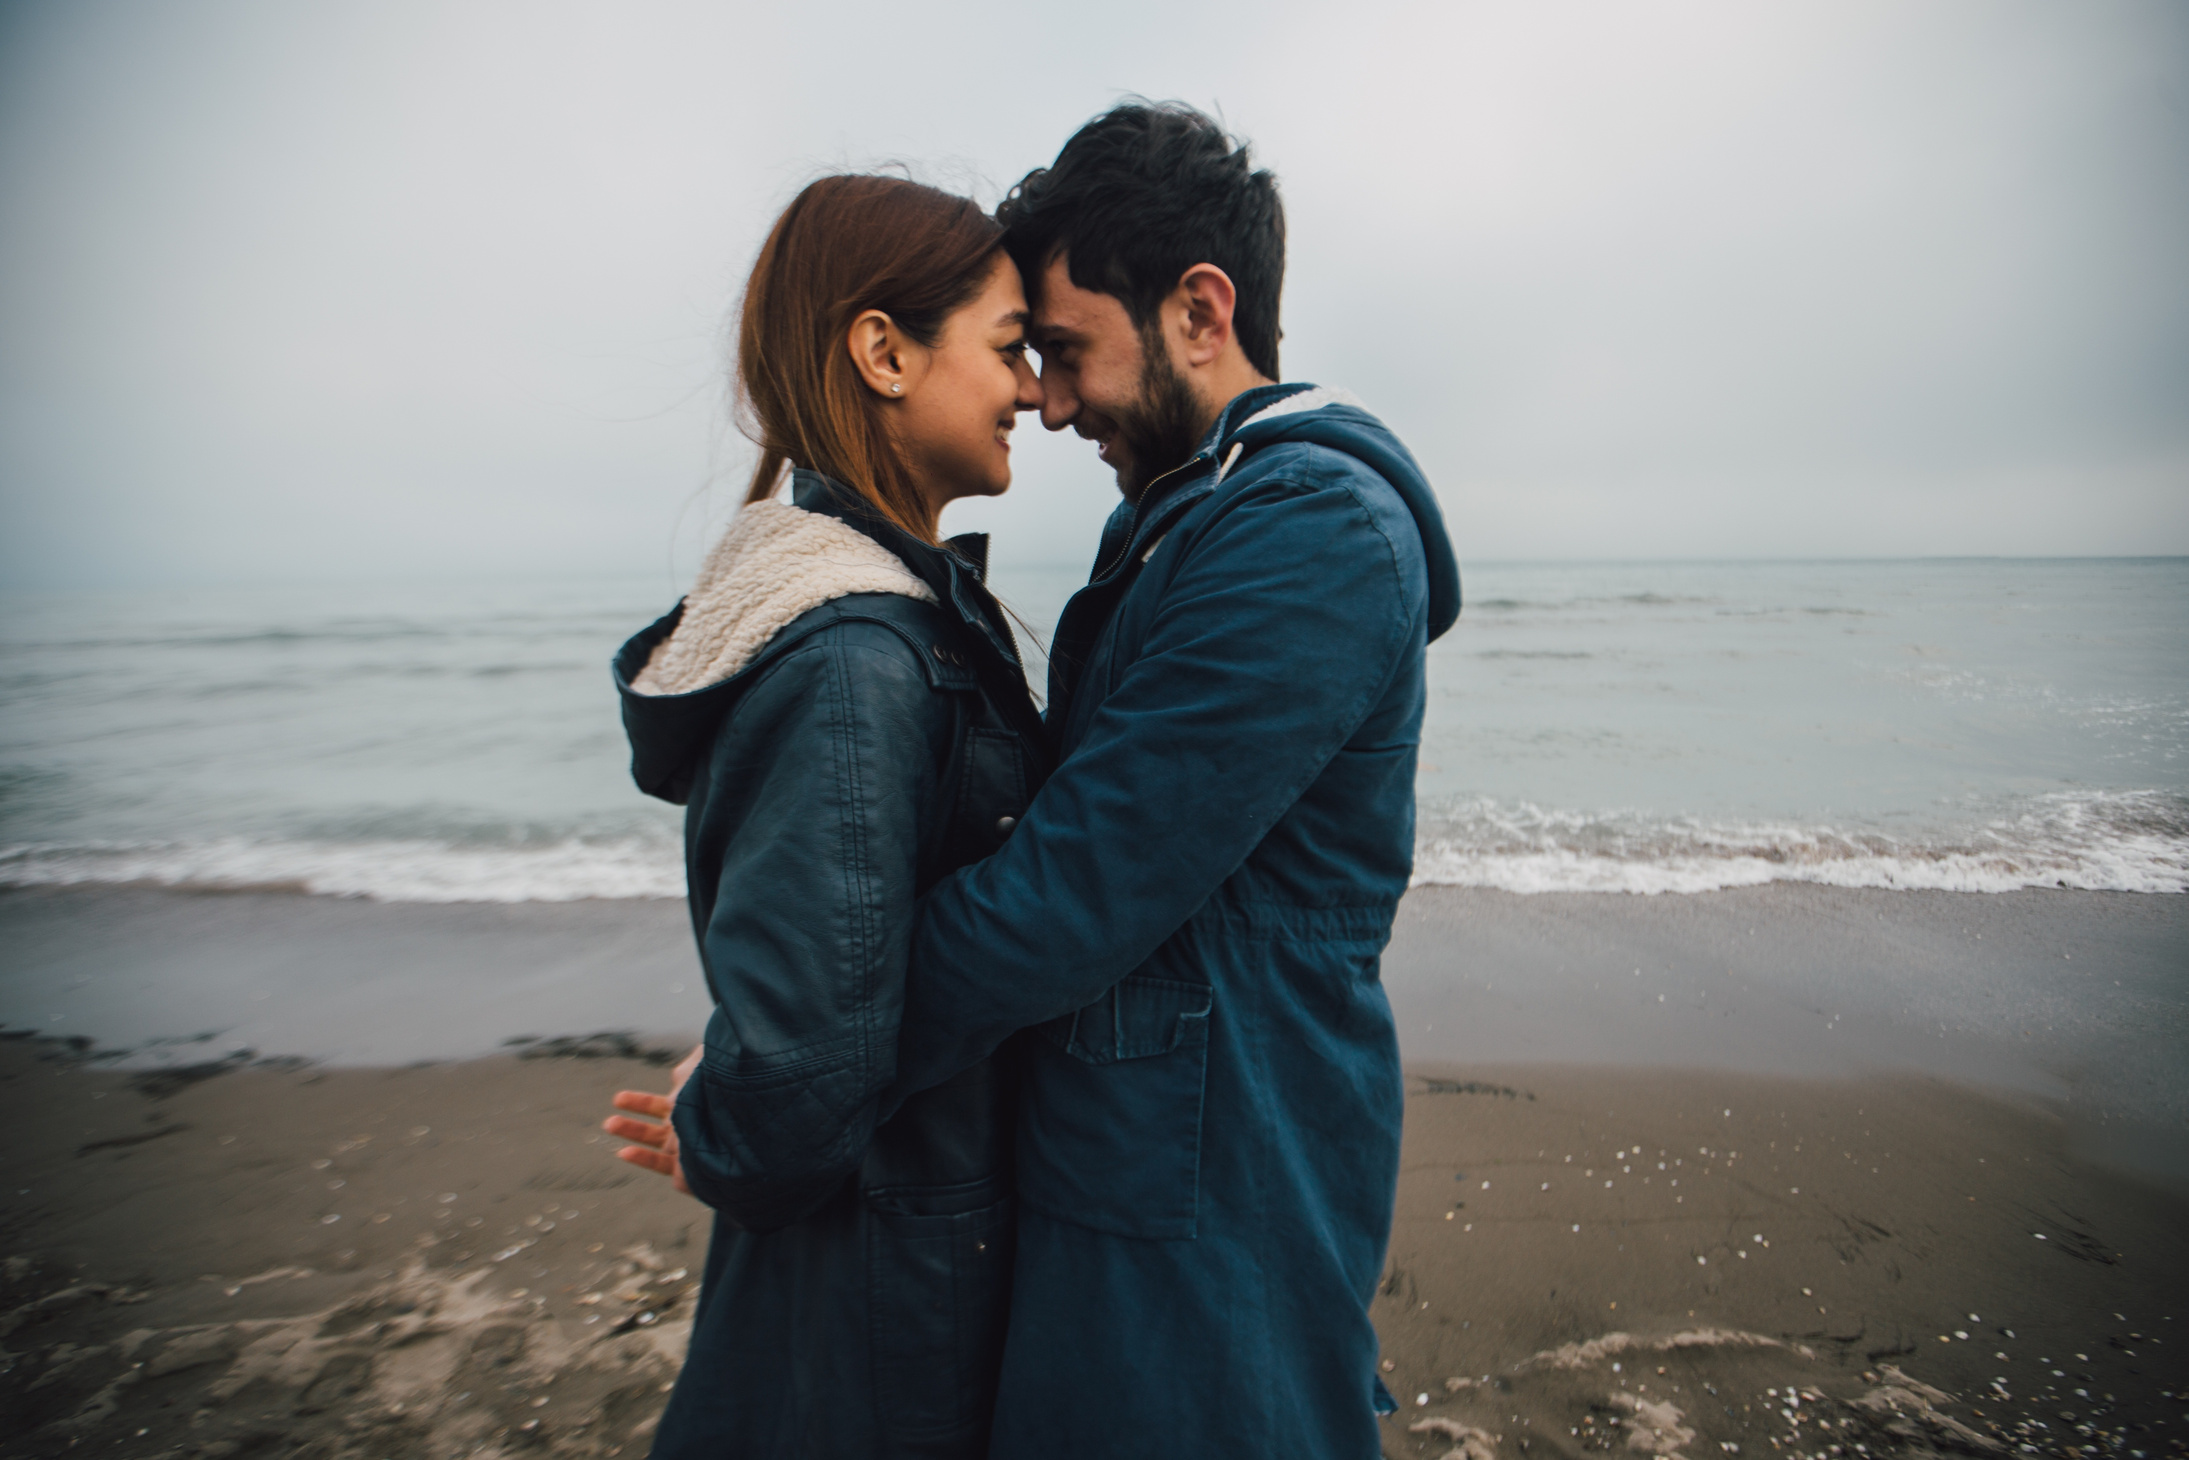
601;174;1048;1458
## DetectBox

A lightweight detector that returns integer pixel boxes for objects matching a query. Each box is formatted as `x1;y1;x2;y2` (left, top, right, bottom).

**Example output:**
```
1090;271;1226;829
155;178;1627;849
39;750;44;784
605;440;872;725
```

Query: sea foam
5;790;2183;901
0;834;686;903
1410;789;2189;895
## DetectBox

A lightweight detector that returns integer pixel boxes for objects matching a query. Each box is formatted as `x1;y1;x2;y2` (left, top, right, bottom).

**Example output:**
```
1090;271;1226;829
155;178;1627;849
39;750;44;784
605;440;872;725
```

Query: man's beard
1112;329;1207;503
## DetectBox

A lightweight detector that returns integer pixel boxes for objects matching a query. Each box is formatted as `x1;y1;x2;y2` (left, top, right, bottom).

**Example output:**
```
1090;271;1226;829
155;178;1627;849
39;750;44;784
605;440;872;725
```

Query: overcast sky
1;0;2184;590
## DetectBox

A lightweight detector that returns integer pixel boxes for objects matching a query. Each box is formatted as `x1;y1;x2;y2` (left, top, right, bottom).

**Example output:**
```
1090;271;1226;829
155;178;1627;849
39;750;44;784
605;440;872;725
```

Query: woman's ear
847;309;926;399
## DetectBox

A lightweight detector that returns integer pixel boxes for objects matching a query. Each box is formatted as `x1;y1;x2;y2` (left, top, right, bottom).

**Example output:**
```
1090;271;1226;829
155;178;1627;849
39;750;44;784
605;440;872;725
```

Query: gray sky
2;0;2184;590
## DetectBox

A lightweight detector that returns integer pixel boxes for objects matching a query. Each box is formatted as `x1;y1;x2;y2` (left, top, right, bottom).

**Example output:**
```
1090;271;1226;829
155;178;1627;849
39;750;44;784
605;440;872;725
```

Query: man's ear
847;309;925;399
1171;264;1239;369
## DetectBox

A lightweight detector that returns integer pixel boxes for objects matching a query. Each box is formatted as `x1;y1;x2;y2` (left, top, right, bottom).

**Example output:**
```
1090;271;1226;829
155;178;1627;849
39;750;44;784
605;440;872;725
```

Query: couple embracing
606;102;1460;1460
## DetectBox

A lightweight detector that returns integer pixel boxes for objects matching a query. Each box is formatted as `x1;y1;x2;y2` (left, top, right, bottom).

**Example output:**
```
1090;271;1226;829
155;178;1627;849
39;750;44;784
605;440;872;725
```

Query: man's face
1029;254;1205;501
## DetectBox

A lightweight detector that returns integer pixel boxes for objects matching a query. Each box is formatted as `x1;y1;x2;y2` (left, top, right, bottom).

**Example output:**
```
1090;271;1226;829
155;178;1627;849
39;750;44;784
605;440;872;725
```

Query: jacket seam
1140;467;1415;776
824;639;877;1107
1225;463;1418;720
696;1036;861;1084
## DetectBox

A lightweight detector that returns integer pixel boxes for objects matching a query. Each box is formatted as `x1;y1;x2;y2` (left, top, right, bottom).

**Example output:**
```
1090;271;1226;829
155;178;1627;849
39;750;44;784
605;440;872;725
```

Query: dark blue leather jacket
614;472;1048;1458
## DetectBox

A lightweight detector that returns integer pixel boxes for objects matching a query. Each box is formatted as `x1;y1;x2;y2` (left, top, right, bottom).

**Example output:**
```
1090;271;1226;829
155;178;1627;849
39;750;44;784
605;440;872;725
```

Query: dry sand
4;1036;2182;1459
3;1035;702;1459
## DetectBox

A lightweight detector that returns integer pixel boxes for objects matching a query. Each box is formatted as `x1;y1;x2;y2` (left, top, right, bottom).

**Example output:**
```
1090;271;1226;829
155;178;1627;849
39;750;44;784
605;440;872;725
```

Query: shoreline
4;879;2181;1184
3;1038;2180;1458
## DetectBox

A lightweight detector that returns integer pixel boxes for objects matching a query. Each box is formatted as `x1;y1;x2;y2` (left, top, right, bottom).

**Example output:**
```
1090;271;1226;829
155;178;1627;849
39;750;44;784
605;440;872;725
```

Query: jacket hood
614;483;937;802
1216;385;1462;642
629;498;934;697
614;470;1038;804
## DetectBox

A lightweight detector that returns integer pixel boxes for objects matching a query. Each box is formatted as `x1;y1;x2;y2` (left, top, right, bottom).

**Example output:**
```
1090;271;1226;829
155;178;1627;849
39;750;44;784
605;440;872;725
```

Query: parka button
995;816;1017;836
931;644;956;665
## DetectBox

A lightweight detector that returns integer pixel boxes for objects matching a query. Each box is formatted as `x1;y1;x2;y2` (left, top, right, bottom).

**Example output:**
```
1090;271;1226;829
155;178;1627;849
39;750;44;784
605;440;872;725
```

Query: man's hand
603;1043;703;1195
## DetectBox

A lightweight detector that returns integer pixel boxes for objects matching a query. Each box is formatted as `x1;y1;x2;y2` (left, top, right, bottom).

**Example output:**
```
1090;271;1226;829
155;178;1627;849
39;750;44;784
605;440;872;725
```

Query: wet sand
1382;885;2189;1192
2;884;2185;1457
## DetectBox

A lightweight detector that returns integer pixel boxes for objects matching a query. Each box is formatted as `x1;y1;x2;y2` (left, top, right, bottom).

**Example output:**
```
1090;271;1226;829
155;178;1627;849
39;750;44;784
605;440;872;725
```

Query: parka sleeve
669;632;945;1230
887;473;1427;1103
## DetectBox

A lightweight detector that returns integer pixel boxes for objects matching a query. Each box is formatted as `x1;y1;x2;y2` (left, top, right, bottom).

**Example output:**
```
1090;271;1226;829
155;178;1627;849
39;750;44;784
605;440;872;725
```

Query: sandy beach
3;884;2185;1457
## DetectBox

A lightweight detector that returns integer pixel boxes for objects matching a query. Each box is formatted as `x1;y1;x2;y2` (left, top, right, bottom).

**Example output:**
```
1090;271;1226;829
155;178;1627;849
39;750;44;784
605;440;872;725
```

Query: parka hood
1217;385;1462;642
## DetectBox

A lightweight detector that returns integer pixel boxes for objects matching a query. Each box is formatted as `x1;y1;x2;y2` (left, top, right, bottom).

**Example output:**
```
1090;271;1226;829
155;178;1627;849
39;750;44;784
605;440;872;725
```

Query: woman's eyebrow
997;308;1031;330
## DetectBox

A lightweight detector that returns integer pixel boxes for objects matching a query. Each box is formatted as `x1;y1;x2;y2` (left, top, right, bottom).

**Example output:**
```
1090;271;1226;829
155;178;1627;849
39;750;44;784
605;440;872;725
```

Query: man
886;103;1462;1458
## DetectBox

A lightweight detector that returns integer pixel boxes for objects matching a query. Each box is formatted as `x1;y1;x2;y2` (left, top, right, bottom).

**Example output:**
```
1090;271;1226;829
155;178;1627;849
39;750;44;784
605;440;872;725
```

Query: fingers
603;1074;694;1191
615;1145;677;1177
602;1114;670;1148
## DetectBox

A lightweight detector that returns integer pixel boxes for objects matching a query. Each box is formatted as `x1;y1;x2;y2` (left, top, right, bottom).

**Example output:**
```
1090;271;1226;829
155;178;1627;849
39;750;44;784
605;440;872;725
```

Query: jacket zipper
1091;452;1213;583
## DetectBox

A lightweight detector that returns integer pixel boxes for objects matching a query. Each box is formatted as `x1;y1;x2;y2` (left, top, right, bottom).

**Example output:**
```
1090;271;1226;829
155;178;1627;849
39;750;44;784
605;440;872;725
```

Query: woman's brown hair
737;175;1005;541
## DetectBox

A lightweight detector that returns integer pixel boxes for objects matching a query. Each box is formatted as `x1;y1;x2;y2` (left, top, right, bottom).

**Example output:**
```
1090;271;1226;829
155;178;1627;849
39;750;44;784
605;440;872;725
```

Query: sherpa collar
630;495;936;696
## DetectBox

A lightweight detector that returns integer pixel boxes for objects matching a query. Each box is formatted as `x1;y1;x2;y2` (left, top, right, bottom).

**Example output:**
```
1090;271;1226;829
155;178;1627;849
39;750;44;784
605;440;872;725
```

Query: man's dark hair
998;101;1285;380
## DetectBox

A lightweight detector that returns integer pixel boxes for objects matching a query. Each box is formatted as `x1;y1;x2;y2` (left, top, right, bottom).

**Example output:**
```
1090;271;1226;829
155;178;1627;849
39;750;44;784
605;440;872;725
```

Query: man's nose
1038;369;1078;433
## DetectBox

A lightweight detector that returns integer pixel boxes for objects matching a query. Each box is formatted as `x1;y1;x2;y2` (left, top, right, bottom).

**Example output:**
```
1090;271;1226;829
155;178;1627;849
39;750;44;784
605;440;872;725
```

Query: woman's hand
602;1043;703;1195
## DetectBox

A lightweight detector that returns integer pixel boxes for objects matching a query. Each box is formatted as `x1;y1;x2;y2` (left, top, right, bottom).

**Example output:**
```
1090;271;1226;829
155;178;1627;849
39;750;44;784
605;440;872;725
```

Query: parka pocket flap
1037;976;1212;1065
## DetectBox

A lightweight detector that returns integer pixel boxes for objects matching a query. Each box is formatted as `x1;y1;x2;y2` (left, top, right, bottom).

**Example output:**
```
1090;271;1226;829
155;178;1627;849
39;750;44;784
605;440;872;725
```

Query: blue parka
887;384;1461;1460
615;473;1051;1459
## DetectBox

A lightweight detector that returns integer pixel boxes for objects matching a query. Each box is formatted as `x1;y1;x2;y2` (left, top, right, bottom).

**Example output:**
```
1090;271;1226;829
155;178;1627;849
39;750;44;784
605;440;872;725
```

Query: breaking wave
1410;790;2189;895
0;831;686;903
5;791;2184;902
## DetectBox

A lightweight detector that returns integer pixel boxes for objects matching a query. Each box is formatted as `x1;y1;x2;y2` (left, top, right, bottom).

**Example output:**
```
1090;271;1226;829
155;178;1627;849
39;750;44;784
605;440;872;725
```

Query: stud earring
890;383;902;394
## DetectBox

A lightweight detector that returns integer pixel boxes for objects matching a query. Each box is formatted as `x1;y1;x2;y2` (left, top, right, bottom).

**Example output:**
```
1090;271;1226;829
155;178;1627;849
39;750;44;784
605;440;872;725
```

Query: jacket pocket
865;1180;1014;1446
1018;976;1212;1240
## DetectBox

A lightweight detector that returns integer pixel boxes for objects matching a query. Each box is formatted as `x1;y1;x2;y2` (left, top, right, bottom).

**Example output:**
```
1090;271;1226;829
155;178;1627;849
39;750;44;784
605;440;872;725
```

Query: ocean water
2;558;2183;902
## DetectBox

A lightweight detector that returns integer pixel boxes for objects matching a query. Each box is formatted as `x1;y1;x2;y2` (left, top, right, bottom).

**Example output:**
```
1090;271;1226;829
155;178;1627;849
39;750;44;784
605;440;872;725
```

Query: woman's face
889;255;1044;519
